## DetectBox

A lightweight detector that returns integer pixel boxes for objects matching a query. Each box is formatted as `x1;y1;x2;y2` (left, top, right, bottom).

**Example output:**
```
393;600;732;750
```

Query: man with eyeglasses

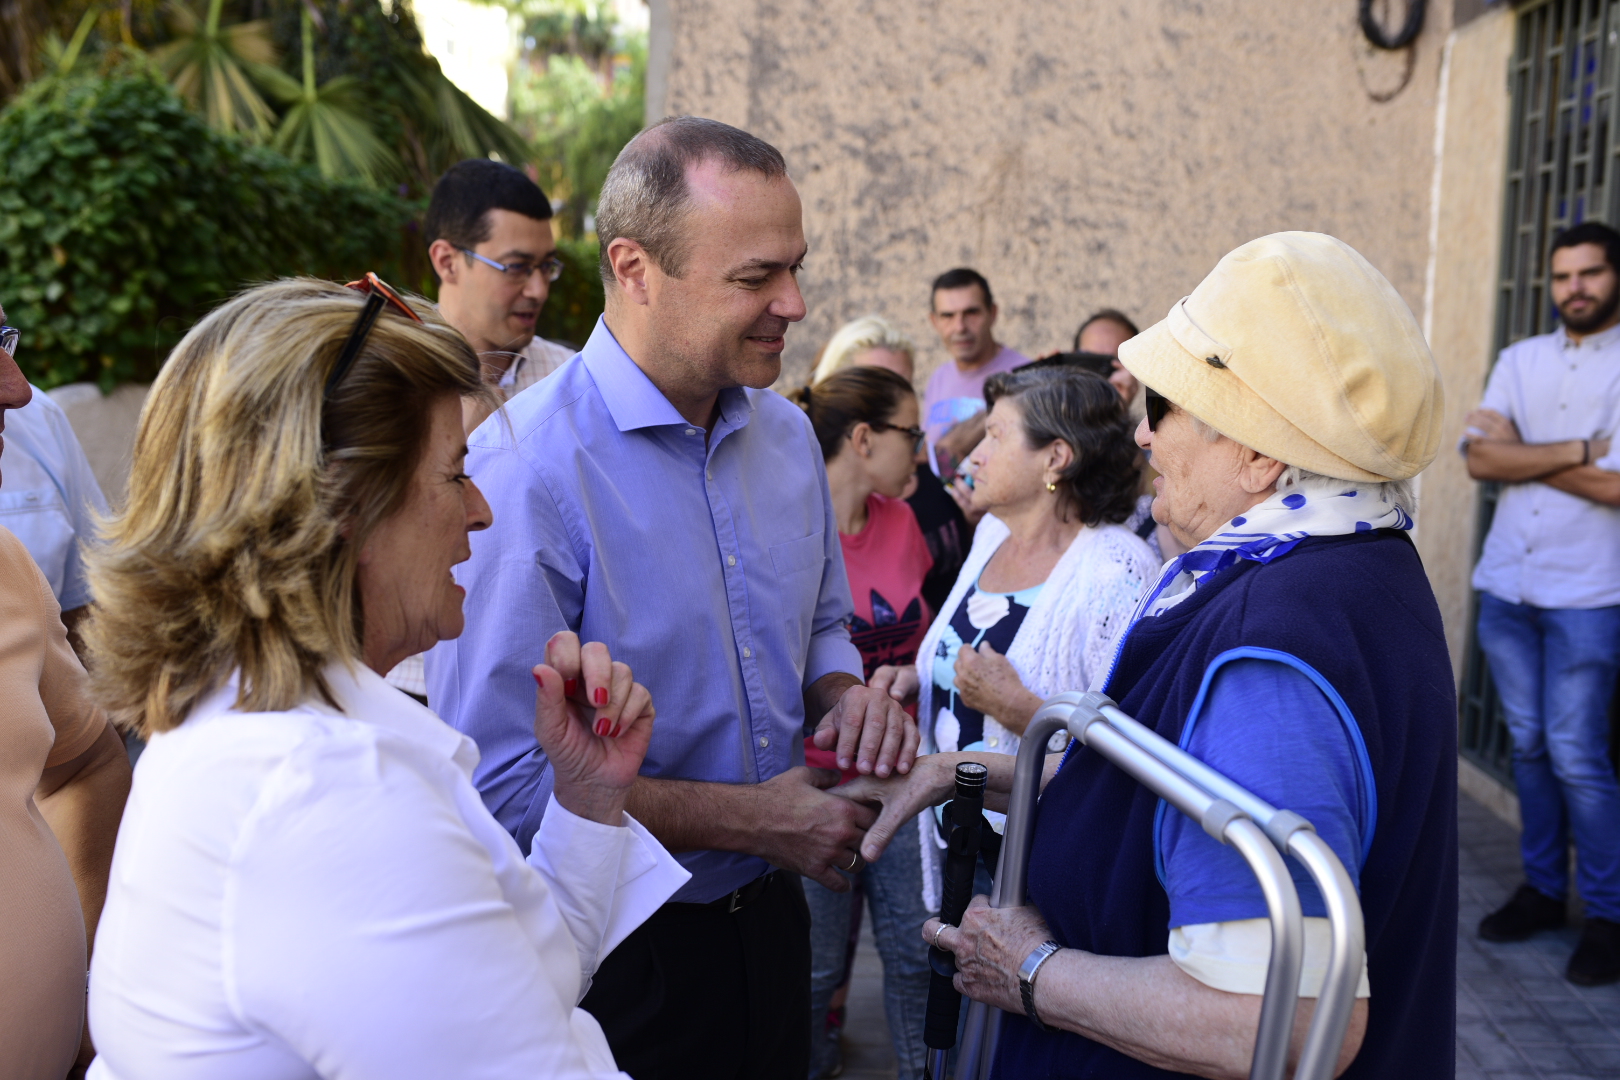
425;159;570;404
388;161;570;702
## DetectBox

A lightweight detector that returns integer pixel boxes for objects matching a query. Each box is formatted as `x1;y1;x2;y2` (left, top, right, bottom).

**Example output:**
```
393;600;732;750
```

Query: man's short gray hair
595;116;788;284
1189;414;1417;515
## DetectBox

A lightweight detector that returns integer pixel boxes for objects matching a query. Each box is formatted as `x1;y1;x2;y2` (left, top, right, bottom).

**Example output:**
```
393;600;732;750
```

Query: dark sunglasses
0;326;17;357
1144;387;1172;431
871;421;926;453
327;273;424;398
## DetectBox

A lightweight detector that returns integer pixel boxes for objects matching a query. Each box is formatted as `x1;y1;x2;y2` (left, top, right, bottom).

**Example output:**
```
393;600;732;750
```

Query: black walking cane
923;761;998;1080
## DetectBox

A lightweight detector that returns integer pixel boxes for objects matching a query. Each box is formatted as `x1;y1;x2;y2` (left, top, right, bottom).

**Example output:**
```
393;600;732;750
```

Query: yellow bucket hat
1118;232;1443;482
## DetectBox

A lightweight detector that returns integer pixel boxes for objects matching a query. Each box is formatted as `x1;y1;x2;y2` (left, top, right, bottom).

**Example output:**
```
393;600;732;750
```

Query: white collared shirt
1470;323;1620;609
88;662;688;1080
499;336;579;399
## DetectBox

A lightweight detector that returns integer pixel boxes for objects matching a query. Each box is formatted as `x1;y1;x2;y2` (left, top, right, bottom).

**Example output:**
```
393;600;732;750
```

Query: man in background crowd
921;268;1027;461
1073;306;1141;405
1464;220;1620;986
387;160;571;701
426;158;572;403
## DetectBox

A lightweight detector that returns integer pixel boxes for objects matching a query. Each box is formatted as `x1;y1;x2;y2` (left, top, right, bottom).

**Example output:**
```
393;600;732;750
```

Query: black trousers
581;870;811;1080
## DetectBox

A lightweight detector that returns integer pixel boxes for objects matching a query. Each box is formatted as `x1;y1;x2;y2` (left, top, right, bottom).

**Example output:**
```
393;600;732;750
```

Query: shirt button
758;736;770;748
685;428;697;436
987;737;999;747
742;646;752;658
706;470;713;481
727;555;737;567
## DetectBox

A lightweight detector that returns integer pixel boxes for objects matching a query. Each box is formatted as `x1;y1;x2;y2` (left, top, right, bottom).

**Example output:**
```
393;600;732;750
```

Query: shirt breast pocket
771;532;827;670
770;532;826;579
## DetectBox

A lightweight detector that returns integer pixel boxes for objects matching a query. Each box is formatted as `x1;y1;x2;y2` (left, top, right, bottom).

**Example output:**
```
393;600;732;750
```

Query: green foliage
535;234;603;348
511;34;644;238
0;65;416;389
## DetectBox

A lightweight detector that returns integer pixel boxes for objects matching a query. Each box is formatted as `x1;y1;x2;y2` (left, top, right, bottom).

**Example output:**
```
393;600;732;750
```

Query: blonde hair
811;315;916;385
85;278;484;736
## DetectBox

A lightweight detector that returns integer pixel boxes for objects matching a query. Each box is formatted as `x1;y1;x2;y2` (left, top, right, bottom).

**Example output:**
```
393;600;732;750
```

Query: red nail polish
610;723;622;738
595;718;610;736
594;687;608;706
564;679;578;697
533;671;544;687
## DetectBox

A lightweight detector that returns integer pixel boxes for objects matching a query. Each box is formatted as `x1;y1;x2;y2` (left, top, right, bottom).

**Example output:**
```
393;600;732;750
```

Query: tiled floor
831;791;1620;1078
1457;794;1620;1078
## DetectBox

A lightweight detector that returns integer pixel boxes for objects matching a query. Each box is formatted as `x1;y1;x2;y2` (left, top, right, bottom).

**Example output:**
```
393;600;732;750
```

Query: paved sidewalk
1457;793;1620;1078
831;791;1620;1078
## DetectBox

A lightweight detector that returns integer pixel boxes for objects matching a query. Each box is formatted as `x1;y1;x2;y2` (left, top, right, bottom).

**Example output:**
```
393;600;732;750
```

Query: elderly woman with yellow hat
843;233;1456;1079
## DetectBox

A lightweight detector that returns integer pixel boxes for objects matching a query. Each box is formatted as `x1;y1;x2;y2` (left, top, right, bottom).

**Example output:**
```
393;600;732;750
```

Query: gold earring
1046;482;1057;492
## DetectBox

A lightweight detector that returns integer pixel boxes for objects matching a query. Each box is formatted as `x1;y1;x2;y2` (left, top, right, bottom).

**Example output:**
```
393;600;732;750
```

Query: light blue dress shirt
426;318;863;902
0;386;109;610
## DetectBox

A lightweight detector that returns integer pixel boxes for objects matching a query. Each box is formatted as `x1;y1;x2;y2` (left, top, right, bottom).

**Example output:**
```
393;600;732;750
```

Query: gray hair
983;367;1140;526
595;116;788;284
1188;413;1417;516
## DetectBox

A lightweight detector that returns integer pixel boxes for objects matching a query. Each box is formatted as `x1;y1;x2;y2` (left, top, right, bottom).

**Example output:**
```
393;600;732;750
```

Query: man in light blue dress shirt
426;117;919;1079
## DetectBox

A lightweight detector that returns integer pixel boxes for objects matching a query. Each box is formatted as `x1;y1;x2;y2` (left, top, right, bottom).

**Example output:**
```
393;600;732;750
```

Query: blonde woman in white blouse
83;277;688;1080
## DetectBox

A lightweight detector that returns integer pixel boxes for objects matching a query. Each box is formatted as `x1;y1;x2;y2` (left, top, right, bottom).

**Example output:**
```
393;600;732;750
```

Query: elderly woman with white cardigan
870;366;1158;905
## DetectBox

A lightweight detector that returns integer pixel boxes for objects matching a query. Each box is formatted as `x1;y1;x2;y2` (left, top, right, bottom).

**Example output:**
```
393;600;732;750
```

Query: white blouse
88;663;688;1080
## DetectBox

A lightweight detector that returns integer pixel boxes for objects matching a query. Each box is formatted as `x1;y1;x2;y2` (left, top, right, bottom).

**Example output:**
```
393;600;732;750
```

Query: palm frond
270;9;398;184
151;0;279;139
274;78;398;183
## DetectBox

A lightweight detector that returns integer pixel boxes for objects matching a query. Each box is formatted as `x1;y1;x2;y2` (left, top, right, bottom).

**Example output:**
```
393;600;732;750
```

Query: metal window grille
1462;0;1620;784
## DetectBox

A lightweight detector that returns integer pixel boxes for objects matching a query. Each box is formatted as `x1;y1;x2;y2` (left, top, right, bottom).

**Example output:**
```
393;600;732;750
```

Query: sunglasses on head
326;273;423;399
1144;387;1172;431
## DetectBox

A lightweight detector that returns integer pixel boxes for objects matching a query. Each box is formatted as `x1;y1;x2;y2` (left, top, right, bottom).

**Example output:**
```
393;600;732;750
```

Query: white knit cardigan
916;513;1161;909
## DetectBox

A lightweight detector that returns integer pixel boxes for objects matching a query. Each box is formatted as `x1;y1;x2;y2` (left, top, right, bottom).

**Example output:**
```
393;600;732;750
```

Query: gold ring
843;851;861;872
932;922;948;948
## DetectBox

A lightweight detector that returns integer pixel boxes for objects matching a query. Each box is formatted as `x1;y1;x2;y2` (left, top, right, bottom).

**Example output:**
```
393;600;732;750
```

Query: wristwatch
1017;939;1062;1032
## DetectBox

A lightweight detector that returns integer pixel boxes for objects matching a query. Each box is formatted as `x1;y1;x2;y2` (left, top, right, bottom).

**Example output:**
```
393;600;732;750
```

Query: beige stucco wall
1418;8;1516;680
659;0;1453;393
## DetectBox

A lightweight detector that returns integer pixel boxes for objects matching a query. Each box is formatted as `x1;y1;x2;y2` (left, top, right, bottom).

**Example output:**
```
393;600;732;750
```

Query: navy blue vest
994;531;1457;1079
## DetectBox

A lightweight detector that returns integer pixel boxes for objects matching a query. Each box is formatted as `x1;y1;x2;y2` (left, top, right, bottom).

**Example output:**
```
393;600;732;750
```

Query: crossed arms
1464;408;1620;505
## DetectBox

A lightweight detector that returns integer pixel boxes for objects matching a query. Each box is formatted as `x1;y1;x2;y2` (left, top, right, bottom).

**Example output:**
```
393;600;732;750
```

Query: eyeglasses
460;247;565;284
0;326;17;357
1144;387;1172;431
328;273;424;399
872;422;927;453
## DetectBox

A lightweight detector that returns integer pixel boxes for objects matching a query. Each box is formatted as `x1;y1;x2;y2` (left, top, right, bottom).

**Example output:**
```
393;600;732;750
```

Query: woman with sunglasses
789;365;935;1080
868;366;1157;905
83;278;688;1079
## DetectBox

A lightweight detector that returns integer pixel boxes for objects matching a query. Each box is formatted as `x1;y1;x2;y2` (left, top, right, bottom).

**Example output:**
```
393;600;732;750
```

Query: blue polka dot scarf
1134;480;1414;622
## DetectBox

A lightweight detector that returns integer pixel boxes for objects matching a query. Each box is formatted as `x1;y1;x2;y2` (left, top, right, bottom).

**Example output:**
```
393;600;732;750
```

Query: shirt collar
580;316;755;434
191;662;480;775
1556;320;1620;351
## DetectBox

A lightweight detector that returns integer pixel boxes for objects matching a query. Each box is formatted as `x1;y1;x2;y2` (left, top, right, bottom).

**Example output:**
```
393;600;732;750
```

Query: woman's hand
869;663;920;703
532;631;654;826
924;895;1056;1015
953;642;1043;736
835;752;956;862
